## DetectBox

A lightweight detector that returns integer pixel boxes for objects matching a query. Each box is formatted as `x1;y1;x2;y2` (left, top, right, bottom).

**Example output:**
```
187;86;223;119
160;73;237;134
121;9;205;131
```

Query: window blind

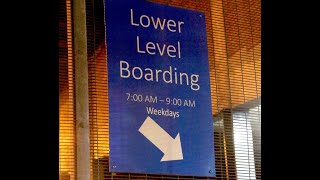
59;0;76;179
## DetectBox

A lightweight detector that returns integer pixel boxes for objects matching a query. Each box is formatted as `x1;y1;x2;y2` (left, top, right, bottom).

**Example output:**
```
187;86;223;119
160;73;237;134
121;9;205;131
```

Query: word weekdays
146;107;180;119
119;9;201;91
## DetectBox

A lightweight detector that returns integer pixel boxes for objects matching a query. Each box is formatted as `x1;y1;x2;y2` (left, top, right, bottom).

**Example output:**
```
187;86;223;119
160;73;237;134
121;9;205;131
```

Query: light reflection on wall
89;44;109;160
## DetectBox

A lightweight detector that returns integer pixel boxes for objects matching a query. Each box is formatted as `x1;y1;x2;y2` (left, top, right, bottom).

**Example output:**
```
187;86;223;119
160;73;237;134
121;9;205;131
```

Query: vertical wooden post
73;0;90;179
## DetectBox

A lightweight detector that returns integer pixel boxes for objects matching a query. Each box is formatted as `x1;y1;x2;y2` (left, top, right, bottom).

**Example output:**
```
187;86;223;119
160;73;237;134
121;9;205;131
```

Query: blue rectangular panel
106;0;216;177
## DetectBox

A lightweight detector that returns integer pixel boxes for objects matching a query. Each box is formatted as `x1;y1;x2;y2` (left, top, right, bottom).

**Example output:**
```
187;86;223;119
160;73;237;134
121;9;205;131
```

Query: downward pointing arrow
139;116;183;162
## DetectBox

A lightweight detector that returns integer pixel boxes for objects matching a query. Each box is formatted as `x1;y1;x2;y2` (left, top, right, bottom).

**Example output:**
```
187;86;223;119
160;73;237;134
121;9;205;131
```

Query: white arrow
138;116;183;162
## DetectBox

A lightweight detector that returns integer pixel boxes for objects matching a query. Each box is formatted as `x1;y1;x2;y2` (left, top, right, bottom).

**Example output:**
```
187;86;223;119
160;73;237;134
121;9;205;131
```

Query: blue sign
106;0;215;177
